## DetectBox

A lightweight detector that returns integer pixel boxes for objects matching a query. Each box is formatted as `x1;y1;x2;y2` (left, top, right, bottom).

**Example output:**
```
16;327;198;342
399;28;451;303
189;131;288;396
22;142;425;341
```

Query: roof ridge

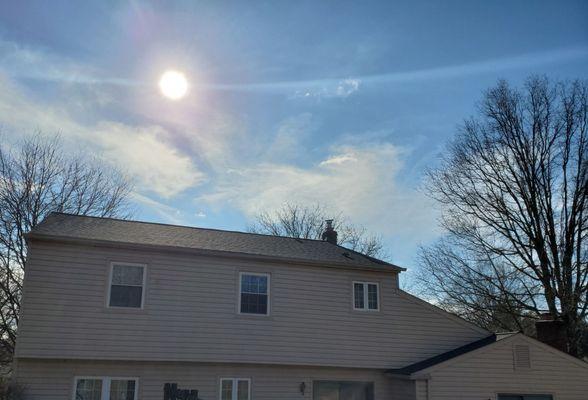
38;213;403;271
48;212;334;244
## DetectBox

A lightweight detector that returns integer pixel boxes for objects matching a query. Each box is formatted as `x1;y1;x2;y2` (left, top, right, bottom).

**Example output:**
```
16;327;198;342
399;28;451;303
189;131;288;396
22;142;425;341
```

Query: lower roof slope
27;213;403;272
387;334;498;375
388;332;588;377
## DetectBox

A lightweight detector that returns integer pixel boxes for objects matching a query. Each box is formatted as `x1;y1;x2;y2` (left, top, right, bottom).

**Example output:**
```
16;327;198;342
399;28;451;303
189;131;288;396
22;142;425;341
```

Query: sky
0;1;587;280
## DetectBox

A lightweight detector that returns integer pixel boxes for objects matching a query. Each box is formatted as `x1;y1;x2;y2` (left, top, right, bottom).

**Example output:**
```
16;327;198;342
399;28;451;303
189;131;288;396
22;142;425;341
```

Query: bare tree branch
0;133;133;366
247;203;386;258
418;77;588;357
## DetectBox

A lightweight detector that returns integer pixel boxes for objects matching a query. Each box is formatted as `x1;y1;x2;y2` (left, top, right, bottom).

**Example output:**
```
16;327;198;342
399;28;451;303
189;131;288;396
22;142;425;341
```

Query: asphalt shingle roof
27;213;403;271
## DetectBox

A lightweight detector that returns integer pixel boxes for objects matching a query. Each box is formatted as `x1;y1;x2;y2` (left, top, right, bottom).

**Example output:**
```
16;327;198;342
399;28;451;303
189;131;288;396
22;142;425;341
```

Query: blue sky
1;1;587;278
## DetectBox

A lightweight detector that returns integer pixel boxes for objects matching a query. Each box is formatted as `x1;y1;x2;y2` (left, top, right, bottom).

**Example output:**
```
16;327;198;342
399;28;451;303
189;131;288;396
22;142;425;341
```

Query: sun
159;70;188;100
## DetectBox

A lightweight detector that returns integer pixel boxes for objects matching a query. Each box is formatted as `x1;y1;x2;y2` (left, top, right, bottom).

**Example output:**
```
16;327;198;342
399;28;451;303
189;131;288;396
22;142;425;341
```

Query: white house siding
16;241;488;369
14;359;416;400
416;335;588;400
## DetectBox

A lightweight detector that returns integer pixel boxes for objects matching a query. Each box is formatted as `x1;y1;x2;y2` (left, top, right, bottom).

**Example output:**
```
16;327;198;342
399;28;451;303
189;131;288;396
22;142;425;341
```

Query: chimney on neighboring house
322;219;338;245
535;313;568;353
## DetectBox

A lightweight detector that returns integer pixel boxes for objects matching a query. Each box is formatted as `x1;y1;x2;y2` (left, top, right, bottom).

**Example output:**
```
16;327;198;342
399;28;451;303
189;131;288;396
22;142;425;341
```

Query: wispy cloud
358;46;588;85
198;142;438;246
0;39;139;86
194;211;207;218
0;75;205;198
92;122;206;197
290;78;361;99
319;153;358;166
197;46;588;94
131;192;185;224
263;113;316;162
3;38;584;98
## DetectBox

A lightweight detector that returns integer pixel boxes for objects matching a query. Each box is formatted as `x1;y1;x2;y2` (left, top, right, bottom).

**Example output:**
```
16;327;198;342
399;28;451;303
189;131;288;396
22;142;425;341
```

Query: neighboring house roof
27;213;404;272
386;334;498;375
388;332;588;377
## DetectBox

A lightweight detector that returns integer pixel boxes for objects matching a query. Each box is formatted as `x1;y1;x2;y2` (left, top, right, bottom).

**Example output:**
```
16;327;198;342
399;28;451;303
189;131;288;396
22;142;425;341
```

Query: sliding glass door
313;381;374;400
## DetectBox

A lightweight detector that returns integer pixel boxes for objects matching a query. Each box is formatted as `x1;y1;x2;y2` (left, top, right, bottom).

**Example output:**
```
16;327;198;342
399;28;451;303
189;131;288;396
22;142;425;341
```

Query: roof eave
26;233;405;273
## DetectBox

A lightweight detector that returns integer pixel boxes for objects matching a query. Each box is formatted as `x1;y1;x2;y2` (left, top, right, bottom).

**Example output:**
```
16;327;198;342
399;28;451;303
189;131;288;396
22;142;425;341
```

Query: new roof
27;213;404;272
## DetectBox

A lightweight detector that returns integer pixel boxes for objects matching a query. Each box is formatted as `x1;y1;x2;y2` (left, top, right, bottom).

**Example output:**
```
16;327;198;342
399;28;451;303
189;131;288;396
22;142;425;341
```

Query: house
13;213;588;400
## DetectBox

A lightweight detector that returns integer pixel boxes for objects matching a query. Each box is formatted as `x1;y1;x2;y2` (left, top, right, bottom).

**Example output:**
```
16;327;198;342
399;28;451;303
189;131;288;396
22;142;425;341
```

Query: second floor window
353;282;379;311
108;263;145;308
239;272;269;315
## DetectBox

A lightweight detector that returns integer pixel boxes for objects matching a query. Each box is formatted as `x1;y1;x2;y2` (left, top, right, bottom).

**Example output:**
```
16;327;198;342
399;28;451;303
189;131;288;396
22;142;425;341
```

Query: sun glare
159;70;188;100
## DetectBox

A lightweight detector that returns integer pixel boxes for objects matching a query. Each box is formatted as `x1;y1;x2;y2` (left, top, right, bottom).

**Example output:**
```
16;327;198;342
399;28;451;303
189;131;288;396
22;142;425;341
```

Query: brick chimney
322;219;338;245
535;313;568;353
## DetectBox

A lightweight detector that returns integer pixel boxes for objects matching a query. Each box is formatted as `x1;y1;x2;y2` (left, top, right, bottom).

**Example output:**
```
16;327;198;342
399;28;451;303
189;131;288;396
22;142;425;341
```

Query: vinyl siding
16;241;488;368
422;335;588;400
14;359;416;400
415;380;427;400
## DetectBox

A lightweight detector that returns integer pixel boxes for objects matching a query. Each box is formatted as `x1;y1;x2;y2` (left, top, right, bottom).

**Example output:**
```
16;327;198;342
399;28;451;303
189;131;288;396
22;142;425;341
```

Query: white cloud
198;142;438;242
0;39;135;86
0;75;204;198
93;123;206;197
131;192;185;224
292;78;361;99
335;78;361;97
319;153;357;166
0;74;80;133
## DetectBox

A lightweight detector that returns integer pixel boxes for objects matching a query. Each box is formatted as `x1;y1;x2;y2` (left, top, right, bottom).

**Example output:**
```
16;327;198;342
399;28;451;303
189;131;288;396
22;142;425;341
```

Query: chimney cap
537;312;563;322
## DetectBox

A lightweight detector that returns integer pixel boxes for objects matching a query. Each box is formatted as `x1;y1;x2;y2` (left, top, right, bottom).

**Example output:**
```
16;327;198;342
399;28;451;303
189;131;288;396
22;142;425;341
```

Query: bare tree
247;203;385;258
0;134;133;365
418;77;588;356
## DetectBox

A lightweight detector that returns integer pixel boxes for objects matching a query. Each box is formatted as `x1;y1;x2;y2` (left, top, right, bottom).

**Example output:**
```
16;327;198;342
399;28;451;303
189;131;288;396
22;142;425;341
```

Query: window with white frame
108;263;145;308
74;377;137;400
353;282;379;311
239;272;269;315
220;378;250;400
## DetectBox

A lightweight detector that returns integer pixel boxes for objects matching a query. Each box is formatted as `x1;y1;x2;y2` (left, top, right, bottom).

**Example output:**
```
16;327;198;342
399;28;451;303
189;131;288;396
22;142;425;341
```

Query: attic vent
513;345;531;369
342;252;353;259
